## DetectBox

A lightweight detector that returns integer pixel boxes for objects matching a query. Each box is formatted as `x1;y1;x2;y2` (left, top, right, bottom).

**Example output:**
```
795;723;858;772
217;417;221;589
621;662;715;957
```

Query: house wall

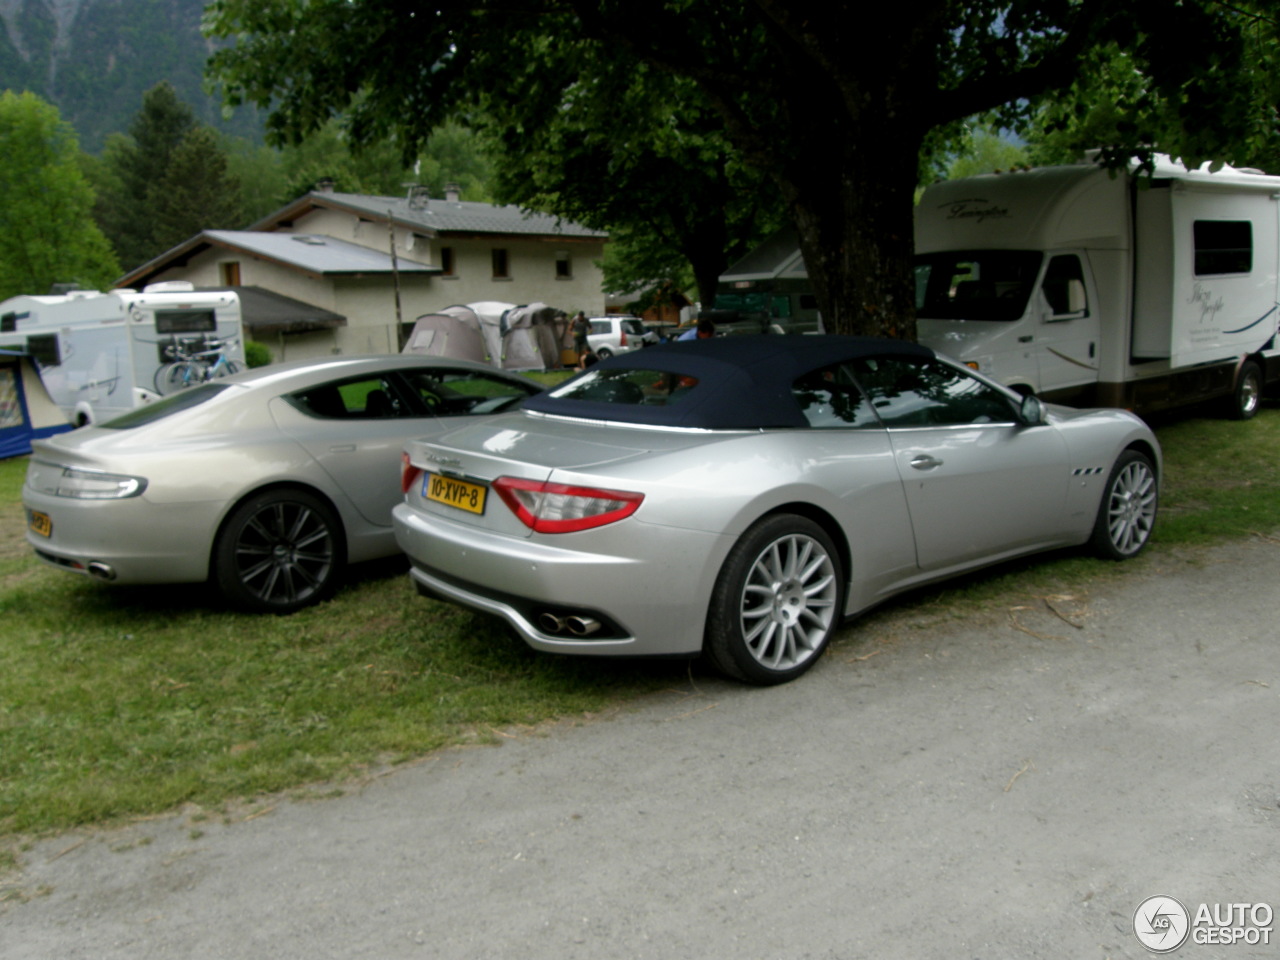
137;204;606;364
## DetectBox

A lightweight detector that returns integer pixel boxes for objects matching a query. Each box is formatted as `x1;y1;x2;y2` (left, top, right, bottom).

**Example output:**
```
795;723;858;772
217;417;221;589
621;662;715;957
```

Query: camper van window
155;310;217;334
1194;220;1252;276
25;334;60;367
1041;255;1089;317
914;250;1043;322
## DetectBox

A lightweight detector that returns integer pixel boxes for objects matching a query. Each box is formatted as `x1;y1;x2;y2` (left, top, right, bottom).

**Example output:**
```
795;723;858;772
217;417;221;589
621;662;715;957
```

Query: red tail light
492;477;643;533
620;330;628;346
401;451;424;494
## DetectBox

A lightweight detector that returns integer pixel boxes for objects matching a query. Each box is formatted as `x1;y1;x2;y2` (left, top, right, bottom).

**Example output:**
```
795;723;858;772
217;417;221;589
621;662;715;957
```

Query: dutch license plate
424;472;487;515
28;510;52;538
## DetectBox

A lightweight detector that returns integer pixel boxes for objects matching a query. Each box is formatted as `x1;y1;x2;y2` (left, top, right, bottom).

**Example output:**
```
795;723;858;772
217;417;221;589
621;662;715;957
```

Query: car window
290;376;409;419
549;368;699;406
792;364;879;429
849;357;1016;427
589;321;610;336
621;319;646;335
400;368;541;415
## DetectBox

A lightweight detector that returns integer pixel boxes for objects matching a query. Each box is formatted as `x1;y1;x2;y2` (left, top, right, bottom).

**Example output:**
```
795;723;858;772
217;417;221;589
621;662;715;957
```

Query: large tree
0;92;120;300
206;0;1280;339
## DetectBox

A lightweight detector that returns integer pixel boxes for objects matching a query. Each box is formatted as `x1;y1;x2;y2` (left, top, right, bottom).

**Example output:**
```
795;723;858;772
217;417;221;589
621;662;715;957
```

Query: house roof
257;190;609;240
117;230;439;289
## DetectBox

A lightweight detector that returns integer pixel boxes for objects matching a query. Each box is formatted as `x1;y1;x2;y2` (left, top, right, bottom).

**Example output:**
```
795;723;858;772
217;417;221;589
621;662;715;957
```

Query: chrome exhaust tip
566;616;601;637
538;612;567;634
87;561;117;582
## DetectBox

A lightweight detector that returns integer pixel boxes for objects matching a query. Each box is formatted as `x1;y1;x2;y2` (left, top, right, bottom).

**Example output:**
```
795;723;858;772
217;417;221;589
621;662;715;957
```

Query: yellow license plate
28;510;52;537
424;473;487;515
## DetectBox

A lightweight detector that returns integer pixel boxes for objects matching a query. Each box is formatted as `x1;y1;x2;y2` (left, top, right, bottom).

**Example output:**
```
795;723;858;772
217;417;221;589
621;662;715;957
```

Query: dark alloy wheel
214;489;344;613
1090;450;1158;560
705;514;844;685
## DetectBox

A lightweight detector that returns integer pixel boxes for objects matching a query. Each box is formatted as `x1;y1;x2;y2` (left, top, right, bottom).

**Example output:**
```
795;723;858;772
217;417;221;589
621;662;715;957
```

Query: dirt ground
3;535;1278;960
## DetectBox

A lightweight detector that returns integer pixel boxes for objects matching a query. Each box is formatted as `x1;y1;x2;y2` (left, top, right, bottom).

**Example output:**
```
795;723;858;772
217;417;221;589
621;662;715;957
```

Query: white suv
587;316;655;358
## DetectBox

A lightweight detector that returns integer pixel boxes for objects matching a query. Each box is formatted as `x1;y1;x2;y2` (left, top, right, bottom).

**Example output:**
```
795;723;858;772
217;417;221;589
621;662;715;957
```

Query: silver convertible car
23;355;542;613
393;336;1160;685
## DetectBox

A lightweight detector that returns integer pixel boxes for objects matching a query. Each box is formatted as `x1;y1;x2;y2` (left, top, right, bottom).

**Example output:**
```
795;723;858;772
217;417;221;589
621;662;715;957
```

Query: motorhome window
914;251;1043;321
25;334;60;367
0;312;14;333
155;310;217;334
99;384;230;429
1042;255;1089;316
1194;221;1252;275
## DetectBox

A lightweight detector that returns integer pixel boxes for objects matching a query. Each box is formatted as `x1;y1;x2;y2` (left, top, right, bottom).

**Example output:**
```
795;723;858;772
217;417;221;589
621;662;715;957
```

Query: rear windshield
98;383;232;429
548;368;700;406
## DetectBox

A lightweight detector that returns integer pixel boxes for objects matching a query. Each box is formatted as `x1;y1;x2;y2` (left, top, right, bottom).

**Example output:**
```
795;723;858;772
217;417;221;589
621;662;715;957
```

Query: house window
441;246;455;277
220;261;241;286
492;248;510;279
1194;220;1252;276
555;251;572;279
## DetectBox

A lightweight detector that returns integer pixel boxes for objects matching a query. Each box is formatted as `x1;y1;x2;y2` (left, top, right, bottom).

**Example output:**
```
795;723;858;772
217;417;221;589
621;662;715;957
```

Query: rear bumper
393;503;730;657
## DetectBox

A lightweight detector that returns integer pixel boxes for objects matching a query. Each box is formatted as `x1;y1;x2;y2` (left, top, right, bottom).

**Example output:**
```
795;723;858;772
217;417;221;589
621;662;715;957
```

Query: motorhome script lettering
942;198;1011;223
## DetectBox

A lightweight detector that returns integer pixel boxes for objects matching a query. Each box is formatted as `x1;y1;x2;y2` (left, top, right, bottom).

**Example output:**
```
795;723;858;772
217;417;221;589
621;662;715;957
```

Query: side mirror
1019;393;1047;425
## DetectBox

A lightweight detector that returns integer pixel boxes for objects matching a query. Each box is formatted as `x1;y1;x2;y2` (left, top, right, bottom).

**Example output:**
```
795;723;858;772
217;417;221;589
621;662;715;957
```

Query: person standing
572;311;591;362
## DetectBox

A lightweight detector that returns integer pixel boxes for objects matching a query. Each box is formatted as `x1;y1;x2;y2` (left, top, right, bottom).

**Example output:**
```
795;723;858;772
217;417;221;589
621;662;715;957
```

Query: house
116;184;608;361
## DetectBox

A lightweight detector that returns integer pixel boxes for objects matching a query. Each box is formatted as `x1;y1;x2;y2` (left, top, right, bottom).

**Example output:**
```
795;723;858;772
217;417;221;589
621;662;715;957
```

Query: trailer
0;283;243;425
915;156;1280;417
718;156;1280;417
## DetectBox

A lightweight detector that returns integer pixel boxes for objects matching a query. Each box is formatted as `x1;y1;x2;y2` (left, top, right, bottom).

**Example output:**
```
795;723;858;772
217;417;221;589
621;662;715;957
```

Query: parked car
394;336;1160;685
22;355;542;613
587;316;654;358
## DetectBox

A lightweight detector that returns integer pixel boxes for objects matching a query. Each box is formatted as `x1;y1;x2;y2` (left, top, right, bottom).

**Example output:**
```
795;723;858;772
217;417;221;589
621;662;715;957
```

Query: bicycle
154;337;243;395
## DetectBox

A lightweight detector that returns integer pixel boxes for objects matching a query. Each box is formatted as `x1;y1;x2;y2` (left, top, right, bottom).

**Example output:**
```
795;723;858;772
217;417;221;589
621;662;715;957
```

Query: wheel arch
752;501;851;588
1121;438;1160;481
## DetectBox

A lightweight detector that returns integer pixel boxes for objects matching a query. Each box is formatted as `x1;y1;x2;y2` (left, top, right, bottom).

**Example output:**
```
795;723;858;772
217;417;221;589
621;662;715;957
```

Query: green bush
244;340;272;368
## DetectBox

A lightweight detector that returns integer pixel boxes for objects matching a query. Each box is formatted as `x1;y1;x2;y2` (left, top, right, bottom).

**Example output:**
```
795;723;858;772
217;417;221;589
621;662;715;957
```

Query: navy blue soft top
521;335;935;429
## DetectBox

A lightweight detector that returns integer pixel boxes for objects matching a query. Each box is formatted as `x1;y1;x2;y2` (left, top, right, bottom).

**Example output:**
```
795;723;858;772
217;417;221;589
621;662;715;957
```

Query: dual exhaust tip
538;612;602;637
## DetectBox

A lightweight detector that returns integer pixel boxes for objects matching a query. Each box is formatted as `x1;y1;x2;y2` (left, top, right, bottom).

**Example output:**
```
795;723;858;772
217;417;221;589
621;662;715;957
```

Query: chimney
315;177;336;193
405;184;430;210
444;182;461;203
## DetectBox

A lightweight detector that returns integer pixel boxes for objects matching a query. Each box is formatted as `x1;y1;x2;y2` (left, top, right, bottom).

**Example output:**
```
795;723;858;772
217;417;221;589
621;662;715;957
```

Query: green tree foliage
205;0;1280;339
96;82;245;270
475;54;783;304
0;92;119;299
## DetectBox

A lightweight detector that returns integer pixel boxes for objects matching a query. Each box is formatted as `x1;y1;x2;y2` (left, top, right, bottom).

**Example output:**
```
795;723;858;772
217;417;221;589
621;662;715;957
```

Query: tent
401;307;488;364
0;350;72;458
405;302;568;371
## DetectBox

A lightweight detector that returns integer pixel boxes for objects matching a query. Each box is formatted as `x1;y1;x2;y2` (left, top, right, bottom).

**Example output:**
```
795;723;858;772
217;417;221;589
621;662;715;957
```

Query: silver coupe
23;355;542;613
393;336;1160;684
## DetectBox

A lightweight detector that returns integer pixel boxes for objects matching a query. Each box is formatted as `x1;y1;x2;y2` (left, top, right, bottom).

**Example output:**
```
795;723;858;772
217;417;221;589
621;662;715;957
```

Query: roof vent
143;280;196;293
291;235;328;245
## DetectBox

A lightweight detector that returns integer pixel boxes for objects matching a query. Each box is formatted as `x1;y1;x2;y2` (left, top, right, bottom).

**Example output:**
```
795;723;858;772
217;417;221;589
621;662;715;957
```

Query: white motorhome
914;156;1280;417
0;283;243;425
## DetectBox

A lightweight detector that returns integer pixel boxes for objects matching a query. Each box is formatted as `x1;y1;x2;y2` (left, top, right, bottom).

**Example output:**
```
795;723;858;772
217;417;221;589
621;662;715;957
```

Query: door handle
910;455;943;470
1018;335;1033;343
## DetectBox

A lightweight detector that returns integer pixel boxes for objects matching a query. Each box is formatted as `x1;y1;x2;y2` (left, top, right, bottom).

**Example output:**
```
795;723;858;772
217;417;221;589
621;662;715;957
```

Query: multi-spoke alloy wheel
706;515;843;685
215;490;344;613
1091;450;1158;560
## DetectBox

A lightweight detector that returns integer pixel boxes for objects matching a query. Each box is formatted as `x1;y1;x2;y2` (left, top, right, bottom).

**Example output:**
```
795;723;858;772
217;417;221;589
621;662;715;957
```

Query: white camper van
0;283;243;425
914;156;1280;417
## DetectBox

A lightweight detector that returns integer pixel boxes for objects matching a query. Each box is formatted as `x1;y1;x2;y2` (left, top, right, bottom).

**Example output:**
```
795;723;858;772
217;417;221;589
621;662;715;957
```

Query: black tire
155;361;200;395
1089;450;1158;560
214;489;345;613
704;514;844;685
597;347;614;359
1226;360;1262;420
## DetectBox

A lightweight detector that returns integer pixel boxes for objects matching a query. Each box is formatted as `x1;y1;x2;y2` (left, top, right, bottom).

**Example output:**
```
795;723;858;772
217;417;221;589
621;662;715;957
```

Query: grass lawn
1;402;1278;850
